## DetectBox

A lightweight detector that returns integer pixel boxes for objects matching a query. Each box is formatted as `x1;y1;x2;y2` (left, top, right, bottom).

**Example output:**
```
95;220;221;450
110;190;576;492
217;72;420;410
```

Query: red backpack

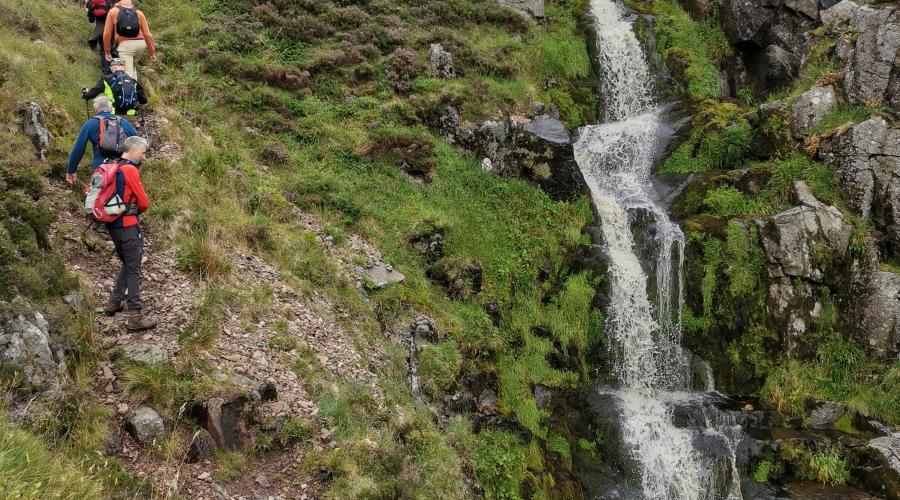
83;160;127;223
89;0;111;18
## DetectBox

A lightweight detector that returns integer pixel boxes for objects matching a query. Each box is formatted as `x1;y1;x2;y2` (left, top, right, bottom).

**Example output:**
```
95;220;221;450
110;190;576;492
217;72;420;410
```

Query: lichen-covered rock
498;0;544;19
0;305;67;387
121;343;170;365
127;407;167;446
854;271;900;360
428;43;454;79
791;86;836;138
806;400;846;429
437;107;584;200
819;117;900;258
758;182;853;356
18;102;51;160
853;433;900;499
759;181;851;281
822;1;899;108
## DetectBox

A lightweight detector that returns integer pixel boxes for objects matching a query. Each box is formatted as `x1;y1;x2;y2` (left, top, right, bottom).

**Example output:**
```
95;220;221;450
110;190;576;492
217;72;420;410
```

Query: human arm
66;120;94;178
82;78;105;100
138;11;157;61
122;166;150;213
103;9;116;59
121;119;139;137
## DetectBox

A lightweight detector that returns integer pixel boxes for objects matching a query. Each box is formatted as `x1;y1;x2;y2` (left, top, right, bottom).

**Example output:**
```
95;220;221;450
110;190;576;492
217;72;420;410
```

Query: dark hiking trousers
109;225;143;311
88;18;111;74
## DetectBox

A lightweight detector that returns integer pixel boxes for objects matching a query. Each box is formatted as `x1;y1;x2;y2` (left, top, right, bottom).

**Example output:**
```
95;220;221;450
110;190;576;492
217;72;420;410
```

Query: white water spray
575;0;741;498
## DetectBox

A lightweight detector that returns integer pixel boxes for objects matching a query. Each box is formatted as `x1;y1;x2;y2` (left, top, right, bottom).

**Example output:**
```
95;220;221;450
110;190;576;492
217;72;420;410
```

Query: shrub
384;47;425;93
365;124;437;178
753;460;774;483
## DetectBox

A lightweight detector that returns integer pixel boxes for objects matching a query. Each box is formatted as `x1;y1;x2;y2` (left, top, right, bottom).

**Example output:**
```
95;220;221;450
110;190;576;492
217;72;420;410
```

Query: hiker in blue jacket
66;95;139;184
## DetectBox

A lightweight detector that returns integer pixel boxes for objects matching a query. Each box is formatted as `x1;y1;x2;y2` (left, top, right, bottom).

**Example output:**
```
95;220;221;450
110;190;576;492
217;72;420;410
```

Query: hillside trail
45;110;389;499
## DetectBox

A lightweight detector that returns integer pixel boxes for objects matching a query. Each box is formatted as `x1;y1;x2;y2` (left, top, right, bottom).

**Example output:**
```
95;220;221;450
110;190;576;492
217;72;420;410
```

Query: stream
572;0;742;498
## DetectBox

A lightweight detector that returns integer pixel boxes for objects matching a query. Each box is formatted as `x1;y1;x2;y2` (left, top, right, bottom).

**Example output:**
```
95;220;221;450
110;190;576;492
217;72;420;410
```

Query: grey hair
92;95;113;112
122;136;149;153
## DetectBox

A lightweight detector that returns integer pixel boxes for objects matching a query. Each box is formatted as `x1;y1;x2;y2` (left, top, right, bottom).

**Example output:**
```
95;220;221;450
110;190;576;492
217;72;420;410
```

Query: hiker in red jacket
102;135;156;332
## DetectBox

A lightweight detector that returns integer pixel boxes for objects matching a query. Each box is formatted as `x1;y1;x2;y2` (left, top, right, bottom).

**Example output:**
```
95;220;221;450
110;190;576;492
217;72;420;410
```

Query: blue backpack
108;71;138;115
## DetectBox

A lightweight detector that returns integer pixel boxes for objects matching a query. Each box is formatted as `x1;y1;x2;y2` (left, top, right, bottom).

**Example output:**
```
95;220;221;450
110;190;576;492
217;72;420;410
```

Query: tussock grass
0;422;103;498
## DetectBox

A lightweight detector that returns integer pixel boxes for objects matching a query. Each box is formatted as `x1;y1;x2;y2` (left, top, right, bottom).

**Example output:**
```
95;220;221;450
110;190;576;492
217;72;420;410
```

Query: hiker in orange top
102;136;157;332
103;0;157;79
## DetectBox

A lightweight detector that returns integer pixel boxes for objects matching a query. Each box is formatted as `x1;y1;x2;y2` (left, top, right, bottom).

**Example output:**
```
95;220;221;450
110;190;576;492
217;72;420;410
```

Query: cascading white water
575;0;742;498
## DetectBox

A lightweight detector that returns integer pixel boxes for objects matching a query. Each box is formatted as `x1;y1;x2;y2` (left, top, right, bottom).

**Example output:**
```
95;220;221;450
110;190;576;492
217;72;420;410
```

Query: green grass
660;102;752;174
807;104;871;135
418;341;462;395
0;413;105;499
701;156;840;217
761;335;900;425
473;430;529;500
654;0;730;100
753;460;774;483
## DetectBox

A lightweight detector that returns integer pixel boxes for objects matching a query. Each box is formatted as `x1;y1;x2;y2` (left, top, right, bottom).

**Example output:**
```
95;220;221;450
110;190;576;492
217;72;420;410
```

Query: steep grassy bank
1;0;604;497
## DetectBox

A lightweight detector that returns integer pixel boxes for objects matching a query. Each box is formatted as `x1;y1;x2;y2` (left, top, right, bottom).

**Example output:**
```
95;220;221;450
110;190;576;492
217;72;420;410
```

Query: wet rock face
18;101;51;160
822;1;900;109
0;306;67;388
720;0;816;92
819;118;900;259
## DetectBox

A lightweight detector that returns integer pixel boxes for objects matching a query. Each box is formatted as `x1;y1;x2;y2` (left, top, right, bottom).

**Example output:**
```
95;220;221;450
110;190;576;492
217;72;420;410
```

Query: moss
653;0;730;100
660;102;753;173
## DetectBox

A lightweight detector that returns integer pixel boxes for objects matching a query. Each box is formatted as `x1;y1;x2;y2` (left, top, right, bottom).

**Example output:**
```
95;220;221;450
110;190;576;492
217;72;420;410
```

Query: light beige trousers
117;39;147;79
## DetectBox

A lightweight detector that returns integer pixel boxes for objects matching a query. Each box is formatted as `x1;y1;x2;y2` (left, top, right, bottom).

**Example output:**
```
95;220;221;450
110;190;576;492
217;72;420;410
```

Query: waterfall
574;0;741;498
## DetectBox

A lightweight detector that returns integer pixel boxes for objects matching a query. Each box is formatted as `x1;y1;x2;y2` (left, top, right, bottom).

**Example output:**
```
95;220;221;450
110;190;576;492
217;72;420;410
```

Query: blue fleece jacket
66;111;139;174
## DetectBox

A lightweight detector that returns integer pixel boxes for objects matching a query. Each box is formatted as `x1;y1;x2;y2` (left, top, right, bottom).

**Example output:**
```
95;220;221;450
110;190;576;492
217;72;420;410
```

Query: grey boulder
127;406;167;446
0;306;67;387
791;86;836;138
428;43;455;79
497;0;544;19
18;102;51;160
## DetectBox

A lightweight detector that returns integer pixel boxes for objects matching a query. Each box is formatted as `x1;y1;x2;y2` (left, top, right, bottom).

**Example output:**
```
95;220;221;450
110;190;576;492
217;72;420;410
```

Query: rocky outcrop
428;43;454;79
819;117;900;259
0;305;67;387
438;106;585;200
757;181;853;356
852;271;900;361
720;0;817;92
790;86;836;138
806;400;846;429
194;395;255;452
853;433;900;500
18;101;51;160
821;1;900;109
498;0;544;19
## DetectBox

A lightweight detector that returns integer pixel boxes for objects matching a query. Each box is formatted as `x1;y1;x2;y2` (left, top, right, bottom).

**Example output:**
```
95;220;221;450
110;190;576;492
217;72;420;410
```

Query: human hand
149;54;158;64
105;54;112;62
65;173;77;185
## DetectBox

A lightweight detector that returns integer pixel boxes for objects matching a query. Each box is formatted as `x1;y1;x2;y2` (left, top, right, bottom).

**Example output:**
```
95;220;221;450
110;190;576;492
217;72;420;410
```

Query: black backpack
116;7;140;37
108;71;138;114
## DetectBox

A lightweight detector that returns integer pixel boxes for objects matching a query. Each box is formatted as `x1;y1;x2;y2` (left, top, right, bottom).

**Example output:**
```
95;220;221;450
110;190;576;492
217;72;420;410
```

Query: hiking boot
103;300;125;316
125;310;157;332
